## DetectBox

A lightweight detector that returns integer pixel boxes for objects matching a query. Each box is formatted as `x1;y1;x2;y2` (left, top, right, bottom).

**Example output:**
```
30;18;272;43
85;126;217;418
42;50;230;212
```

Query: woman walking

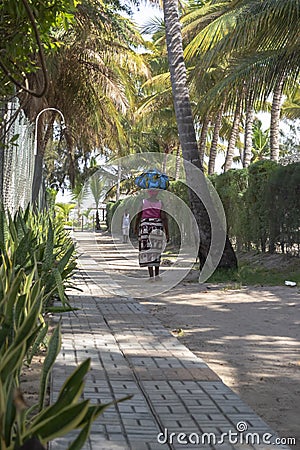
135;189;169;281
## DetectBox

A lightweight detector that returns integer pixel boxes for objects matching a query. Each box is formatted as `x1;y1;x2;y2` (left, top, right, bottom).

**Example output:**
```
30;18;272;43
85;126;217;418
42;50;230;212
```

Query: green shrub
211;162;300;255
105;200;122;231
268;162;300;253
0;206;77;310
0;208;129;449
245;160;278;252
211;169;248;250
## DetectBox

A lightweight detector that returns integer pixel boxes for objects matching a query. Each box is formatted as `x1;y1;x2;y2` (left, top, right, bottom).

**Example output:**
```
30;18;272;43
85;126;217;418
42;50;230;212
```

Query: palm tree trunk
199;116;210;165
32;116;55;204
243;91;254;168
65;131;76;188
175;144;181;180
162;147;168;173
270;75;284;161
224;97;242;171
208;107;223;175
163;0;237;270
0;103;7;201
116;163;121;201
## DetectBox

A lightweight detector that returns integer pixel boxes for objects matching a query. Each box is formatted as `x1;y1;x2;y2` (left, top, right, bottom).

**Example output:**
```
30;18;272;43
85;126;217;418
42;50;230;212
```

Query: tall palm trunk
162;147;168;173
270;75;284;161
65;131;76;189
116;163;121;201
198;116;210;165
224;97;242;172
163;0;237;269
243;91;254;168
175;144;181;180
0;103;7;201
32;116;55;203
208;107;223;175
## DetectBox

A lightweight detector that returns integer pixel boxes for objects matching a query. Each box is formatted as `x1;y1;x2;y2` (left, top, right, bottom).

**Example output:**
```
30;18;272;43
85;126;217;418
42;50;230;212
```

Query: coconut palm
270;74;285;161
183;0;300;161
281;86;300;120
29;0;148;202
224;94;243;171
89;174;105;230
251;119;270;162
55;202;76;223
198;116;210;164
161;0;237;268
208;105;223;175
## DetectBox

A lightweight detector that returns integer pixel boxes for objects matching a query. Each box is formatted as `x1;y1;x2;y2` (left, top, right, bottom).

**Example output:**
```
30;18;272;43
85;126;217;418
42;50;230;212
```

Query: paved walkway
50;232;290;450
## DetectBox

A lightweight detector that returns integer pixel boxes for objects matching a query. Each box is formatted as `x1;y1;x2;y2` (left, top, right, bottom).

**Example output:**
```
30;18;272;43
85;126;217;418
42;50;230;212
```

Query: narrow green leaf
27;322;48;365
42;221;54;271
28;400;90;443
32;359;90;426
0;341;26;382
14;291;42;348
56;244;75;273
67;422;90;450
39;323;61;411
52;268;66;303
4;384;16;446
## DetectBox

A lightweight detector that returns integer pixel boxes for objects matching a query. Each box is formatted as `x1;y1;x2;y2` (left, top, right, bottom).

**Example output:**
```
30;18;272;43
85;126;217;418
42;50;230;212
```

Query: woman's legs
148;266;160;279
148;267;154;278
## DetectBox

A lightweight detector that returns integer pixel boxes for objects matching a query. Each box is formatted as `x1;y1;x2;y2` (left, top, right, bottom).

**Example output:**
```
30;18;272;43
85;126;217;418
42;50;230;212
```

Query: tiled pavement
49;232;290;450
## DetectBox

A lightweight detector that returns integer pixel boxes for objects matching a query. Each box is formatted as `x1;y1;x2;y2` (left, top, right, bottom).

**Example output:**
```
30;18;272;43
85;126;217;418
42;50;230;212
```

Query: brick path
49;232;290;450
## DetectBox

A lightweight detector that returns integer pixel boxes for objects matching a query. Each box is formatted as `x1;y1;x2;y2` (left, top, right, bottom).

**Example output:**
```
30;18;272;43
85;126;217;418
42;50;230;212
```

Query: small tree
89;174;105;231
55;202;76;224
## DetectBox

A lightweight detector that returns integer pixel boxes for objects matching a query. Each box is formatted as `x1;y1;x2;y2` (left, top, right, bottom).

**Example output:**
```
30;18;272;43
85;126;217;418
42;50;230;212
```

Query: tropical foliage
211;161;300;255
0;206;131;449
0;206;77;309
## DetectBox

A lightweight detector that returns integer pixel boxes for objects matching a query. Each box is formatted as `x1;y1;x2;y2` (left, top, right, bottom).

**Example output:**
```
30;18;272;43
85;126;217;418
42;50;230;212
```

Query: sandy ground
143;282;300;448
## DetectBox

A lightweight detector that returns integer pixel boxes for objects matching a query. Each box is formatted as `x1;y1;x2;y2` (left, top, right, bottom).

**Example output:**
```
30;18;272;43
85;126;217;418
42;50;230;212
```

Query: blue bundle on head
134;169;169;190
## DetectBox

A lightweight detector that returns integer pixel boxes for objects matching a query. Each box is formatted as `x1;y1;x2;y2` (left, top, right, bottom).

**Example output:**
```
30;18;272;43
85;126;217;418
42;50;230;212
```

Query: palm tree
71;180;86;225
30;0;148;202
208;105;223;175
224;94;243;171
251;119;270;162
89;173;105;230
162;0;237;269
281;86;300;120
243;90;255;168
182;0;300;172
55;202;76;223
270;74;284;161
198;116;210;165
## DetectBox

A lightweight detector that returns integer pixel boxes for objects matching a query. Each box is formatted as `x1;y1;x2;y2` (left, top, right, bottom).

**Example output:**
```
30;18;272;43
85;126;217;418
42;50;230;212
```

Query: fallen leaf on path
171;328;185;337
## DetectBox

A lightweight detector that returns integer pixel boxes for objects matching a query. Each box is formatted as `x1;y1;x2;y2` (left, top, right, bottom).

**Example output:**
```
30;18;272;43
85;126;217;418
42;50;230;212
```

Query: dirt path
143;283;300;448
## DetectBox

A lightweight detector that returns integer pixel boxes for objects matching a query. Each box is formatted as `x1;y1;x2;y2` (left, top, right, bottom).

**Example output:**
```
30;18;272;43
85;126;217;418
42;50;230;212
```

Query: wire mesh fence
0;98;35;214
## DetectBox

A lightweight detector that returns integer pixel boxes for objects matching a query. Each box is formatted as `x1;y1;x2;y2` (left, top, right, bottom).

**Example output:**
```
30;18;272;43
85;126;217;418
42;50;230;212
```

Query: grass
207;261;300;287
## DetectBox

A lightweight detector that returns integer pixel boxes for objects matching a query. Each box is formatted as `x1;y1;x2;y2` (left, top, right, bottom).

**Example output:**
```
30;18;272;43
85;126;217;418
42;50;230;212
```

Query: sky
130;3;163;28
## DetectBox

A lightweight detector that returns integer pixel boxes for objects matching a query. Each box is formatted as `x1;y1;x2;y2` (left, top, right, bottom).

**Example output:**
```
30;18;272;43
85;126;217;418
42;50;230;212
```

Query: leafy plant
0;206;77;310
211;161;300;255
0;212;130;449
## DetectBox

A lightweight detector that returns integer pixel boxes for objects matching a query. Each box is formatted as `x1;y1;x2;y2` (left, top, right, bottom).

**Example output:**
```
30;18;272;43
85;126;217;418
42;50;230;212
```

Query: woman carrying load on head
134;189;169;281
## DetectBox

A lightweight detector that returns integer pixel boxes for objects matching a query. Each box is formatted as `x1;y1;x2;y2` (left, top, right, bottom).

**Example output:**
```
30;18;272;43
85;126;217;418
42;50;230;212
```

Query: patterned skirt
138;218;164;267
